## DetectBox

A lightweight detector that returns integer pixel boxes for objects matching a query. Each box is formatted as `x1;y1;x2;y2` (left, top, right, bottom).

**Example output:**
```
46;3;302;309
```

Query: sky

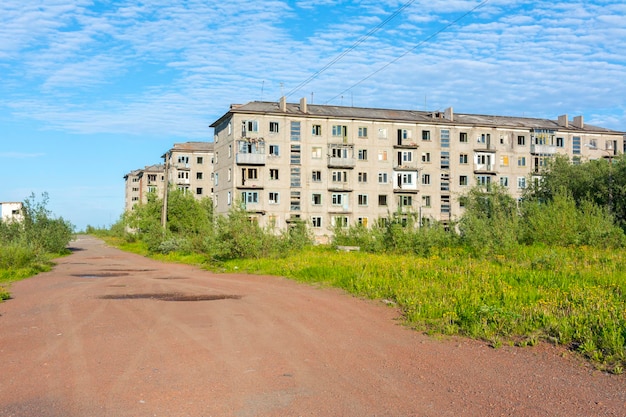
1;0;625;231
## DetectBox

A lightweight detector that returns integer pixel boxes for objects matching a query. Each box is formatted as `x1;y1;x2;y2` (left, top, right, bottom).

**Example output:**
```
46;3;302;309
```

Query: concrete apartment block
210;99;625;243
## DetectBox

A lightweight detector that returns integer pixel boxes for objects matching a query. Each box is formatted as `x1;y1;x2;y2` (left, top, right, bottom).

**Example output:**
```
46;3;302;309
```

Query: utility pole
161;150;170;230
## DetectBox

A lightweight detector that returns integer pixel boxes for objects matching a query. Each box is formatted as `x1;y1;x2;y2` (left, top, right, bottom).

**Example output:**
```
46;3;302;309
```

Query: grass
98;237;626;373
0;245;66;301
217;245;626;373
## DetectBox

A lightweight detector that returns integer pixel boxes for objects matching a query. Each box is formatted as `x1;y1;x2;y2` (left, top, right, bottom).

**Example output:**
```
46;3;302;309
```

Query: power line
283;0;416;100
324;0;490;105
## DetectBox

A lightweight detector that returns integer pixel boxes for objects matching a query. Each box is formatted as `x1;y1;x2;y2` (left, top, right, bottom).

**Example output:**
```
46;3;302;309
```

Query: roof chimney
279;96;287;112
558;114;568;128
300;97;308;114
573;115;584;129
444;106;454;122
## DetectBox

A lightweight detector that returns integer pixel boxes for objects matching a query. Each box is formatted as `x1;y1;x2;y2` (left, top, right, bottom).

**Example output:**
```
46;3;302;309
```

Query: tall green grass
221;245;626;373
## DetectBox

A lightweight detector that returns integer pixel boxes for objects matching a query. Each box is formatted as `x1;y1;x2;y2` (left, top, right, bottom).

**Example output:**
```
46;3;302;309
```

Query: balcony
328;157;356;169
236;153;266;165
474;163;496;174
530;144;557;155
393;161;419;171
473;143;496;152
393;141;419;149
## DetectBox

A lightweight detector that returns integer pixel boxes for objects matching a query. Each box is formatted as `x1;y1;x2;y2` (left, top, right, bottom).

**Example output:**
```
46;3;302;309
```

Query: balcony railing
236;153;266;165
530;144;557;155
474;163;495;173
328;157;356;168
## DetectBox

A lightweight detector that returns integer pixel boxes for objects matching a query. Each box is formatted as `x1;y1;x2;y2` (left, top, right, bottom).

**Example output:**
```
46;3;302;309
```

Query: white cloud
0;0;624;134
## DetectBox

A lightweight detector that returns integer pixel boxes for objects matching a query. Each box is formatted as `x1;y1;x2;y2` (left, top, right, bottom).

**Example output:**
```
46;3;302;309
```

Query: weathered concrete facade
208;99;623;241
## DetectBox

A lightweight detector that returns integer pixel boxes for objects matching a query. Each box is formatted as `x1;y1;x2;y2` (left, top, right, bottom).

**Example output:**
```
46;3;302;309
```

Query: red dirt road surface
0;236;624;417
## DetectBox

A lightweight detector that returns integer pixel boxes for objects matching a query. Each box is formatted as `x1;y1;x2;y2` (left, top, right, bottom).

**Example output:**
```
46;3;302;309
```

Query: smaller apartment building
124;164;166;212
124;142;215;213
210;99;624;242
162;142;215;198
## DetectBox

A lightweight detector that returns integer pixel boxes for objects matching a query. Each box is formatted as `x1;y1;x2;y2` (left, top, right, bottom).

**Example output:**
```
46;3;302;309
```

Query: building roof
169;141;214;152
211;100;624;135
123;164;164;180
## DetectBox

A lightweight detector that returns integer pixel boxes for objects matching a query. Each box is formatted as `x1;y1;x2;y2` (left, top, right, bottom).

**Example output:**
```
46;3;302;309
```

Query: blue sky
1;0;625;231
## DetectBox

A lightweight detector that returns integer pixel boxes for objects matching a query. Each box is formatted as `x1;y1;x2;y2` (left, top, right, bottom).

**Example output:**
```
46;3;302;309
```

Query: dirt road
0;236;624;416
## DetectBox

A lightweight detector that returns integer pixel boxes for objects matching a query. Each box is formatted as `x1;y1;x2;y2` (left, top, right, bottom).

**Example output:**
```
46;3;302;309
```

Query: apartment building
124;142;215;213
123;164;166;212
162;141;215;199
210;98;625;242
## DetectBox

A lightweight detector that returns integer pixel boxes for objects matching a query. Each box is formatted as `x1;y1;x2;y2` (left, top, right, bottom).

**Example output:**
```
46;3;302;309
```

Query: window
214;173;219;186
459;175;468;186
378;150;387;161
556;137;564;147
178;171;189;180
291;167;301;187
330;146;349;158
400;151;412;162
476;175;491;186
291;191;301;211
311;146;322;159
357;217;368;227
460;132;468;143
290;144;301;164
378;128;387;139
177;155;189;164
422;152;431;163
291;121;301;141
441;196;450;214
332;171;348;182
358;149;368;160
459;153;468;164
573;136;581;155
312;193;322;205
422;195;431;207
358;194;368;206
399;195;413;207
440;152;450;169
500;176;509;187
517;135;526;146
312;125;322;136
358;127;368;138
398;173;414;186
358;172;367;183
332;193;345;205
517;177;527;189
440;129;450;147
398;129;412;140
378;172;388;184
245;168;258;180
269;121;279;133
312;170;321;182
332;125;347;138
332;216;349;228
440;173;450;191
269;169;279;180
196;172;203;180
242;191;259;204
422;173;431;185
197;157;203;164
311;217;322;228
378;195;388;206
518;157;526;167
500;155;509;167
269;144;280;156
244;120;258;133
227;168;231;182
422;130;430;141
269;192;280;204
